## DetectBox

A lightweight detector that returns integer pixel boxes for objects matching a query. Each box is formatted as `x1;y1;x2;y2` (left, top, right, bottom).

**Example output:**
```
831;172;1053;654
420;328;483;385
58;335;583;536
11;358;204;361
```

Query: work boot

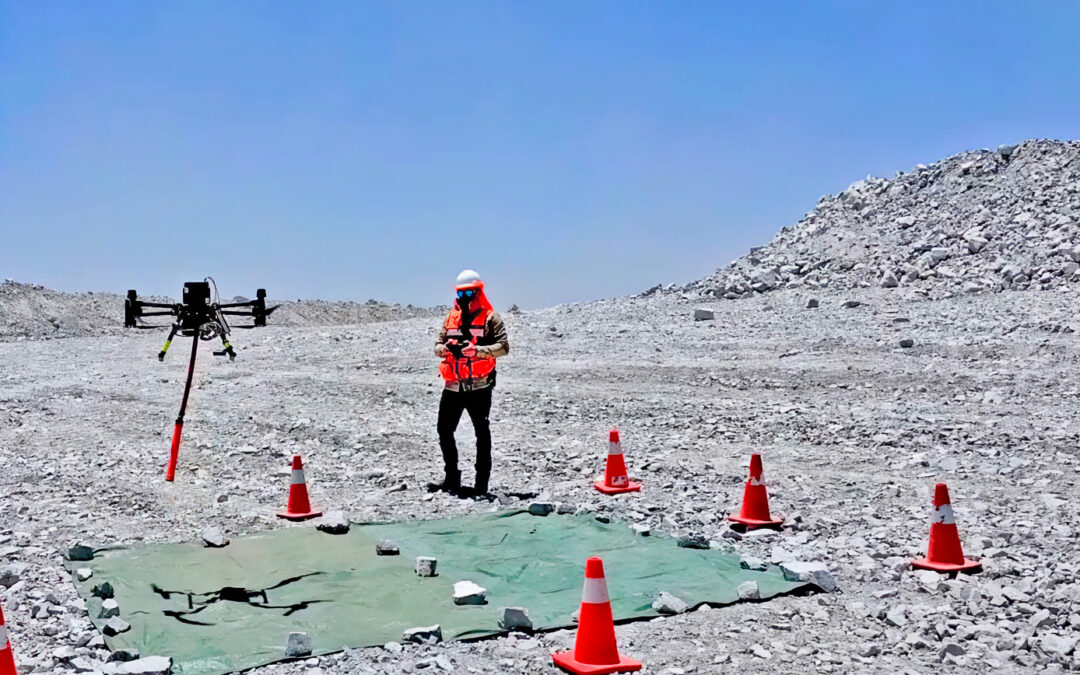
467;472;490;500
426;470;461;495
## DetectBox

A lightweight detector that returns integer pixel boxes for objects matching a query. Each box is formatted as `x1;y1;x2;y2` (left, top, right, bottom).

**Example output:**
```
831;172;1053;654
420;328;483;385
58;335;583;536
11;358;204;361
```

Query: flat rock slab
317;510;351;535
780;561;838;592
101;656;173;675
201;527;229;548
403;625;442;644
103;617;131;636
453;580;488;605
652;591;688;615
498;607;533;631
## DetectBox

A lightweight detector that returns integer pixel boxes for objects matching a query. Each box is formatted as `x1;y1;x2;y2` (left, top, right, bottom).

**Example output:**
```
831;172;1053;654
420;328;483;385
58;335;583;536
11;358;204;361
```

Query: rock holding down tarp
317;511;350;535
453;580;487;605
285;632;312;657
403;625;442;644
415;556;437;577
101;656;173;674
780;560;838;592
498;607;532;631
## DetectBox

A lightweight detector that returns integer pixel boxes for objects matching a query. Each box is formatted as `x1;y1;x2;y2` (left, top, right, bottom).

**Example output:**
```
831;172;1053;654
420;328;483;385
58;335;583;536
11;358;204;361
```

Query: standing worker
428;270;510;498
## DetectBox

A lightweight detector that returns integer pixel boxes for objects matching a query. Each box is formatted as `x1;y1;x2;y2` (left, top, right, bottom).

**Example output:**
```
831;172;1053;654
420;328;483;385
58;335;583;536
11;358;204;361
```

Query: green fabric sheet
67;510;808;674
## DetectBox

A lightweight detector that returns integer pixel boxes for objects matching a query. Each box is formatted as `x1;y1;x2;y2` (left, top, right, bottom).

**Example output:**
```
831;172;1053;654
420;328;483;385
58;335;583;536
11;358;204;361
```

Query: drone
124;278;278;481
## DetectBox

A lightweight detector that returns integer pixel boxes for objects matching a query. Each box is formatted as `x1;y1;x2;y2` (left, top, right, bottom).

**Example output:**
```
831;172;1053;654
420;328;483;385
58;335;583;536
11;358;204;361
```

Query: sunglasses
456;289;476;300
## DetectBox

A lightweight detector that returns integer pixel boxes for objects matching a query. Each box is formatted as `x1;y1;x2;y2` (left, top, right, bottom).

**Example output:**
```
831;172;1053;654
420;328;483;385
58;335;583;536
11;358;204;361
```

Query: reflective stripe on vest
932;504;955;525
581;577;610;605
290;469;306;485
446;327;487;338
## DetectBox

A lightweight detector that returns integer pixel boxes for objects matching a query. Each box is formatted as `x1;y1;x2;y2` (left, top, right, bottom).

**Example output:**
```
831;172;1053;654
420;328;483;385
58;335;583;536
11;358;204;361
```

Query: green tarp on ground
67;510;809;674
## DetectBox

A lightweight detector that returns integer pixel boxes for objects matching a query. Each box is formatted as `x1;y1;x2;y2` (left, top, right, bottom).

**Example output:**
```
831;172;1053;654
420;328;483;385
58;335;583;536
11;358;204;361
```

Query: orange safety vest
438;306;497;383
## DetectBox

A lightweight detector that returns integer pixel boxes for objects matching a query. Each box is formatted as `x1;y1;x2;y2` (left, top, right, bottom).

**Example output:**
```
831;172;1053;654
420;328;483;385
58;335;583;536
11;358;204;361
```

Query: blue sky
1;2;1077;308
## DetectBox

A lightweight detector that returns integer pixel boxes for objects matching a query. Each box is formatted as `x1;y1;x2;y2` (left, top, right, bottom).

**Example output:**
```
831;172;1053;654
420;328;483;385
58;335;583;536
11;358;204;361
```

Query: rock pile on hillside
687;139;1080;299
0;280;440;341
0;281;123;341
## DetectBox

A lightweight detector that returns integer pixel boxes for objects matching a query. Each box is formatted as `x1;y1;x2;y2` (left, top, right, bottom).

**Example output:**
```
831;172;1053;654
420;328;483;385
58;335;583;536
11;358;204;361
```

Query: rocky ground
1;282;1078;673
3;138;1080;673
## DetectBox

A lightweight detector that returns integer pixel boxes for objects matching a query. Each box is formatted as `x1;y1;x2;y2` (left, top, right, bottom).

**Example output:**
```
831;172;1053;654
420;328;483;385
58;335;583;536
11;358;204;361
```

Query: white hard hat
455;269;482;288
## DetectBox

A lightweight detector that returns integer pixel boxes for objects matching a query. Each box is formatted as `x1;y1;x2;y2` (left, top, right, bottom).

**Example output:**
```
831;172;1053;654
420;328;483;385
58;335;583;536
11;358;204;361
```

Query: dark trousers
437;386;492;486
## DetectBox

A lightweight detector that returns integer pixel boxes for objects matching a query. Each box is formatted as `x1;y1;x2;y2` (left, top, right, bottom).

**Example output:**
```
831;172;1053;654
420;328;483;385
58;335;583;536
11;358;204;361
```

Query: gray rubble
1;139;1079;674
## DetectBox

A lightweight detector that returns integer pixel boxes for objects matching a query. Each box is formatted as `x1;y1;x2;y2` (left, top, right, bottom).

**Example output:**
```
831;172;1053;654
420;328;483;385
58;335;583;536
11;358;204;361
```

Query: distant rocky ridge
0;280;441;341
681;139;1080;299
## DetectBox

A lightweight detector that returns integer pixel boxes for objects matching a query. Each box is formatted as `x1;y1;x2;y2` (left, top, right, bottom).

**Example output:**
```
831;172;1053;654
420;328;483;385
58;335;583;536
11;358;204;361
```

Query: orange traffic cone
728;453;783;529
0;600;18;675
593;430;642;495
912;483;981;573
553;557;642;675
277;455;322;521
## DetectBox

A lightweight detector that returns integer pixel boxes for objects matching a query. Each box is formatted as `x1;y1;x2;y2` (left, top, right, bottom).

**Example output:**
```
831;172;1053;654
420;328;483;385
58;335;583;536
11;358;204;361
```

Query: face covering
456;289;479;342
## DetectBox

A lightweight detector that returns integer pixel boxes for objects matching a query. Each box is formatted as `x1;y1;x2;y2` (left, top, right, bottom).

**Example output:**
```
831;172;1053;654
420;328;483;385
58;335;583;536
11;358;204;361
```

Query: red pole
166;335;200;482
0;598;17;675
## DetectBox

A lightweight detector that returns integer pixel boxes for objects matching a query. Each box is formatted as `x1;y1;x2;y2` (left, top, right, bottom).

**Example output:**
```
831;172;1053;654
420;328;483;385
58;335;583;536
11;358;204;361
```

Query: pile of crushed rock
679;139;1080;299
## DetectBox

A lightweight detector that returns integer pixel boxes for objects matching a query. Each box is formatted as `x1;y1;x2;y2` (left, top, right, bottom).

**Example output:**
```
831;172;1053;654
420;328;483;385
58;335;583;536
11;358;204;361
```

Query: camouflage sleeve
435;317;449;357
477;312;509;358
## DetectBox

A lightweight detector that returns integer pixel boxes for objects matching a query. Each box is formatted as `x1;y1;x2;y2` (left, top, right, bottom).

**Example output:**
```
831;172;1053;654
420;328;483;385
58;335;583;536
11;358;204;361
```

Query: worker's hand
461;342;478;358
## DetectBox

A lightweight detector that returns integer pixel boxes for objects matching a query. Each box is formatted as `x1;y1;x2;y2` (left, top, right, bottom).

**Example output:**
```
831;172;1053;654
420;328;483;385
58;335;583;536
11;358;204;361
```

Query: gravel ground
1;284;1078;673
